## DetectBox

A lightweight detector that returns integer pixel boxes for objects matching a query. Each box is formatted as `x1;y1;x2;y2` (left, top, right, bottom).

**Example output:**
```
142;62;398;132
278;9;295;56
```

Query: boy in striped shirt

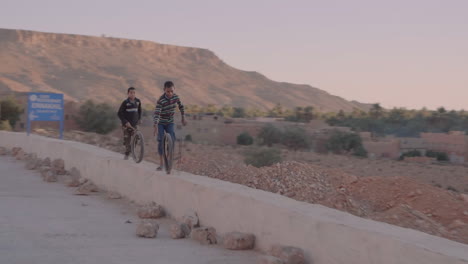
153;81;187;170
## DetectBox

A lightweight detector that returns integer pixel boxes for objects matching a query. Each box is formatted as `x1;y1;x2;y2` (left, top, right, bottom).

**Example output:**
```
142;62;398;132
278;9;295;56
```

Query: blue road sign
27;93;64;139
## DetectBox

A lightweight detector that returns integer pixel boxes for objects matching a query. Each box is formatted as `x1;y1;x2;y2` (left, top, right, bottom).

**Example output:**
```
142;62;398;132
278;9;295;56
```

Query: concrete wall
421;132;467;163
1;131;468;264
363;139;400;159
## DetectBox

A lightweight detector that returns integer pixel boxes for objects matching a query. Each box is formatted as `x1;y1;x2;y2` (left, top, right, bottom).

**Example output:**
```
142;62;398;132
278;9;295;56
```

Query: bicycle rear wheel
163;132;174;174
131;131;145;163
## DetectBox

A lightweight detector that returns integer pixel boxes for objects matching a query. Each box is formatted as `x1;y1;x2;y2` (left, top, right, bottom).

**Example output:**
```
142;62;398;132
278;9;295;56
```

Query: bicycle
161;131;186;174
162;131;174;174
128;126;145;163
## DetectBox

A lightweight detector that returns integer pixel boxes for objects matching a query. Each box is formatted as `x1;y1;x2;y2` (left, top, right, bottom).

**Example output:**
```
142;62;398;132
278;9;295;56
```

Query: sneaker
124;153;129;160
156;166;163;171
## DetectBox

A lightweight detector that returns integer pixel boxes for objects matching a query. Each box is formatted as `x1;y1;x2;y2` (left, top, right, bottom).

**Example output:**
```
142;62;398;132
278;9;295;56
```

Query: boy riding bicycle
153;81;187;171
117;87;142;160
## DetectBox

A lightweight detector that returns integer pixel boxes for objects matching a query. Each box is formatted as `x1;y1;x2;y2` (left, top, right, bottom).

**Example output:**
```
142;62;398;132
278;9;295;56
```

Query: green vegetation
325;131;367;157
326;104;468;137
281;127;311;151
243;147;282;168
257;124;282;147
0;97;23;128
237;132;254;145
0;120;12;131
75;100;119;134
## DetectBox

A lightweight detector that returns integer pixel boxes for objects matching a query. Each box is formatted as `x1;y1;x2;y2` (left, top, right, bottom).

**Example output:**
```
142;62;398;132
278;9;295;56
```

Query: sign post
27;93;64;139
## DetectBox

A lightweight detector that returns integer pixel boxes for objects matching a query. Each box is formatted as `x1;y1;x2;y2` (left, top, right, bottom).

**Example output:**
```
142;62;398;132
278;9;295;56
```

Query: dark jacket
117;98;142;127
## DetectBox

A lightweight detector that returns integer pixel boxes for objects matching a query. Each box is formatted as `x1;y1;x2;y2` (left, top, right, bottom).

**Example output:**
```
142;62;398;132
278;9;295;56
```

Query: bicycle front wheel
131;131;145;163
163;133;174;174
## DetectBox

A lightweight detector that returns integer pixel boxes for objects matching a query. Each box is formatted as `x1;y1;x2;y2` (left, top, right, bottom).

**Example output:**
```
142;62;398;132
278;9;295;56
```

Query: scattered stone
106;191;122;199
170;222;190;239
40;166;51;178
257;256;285;264
15;149;27;160
51;158;66;175
78;177;88;185
448;219;466;230
223;232;255;250
74;181;99;195
270;245;306;264
65;167;81;187
137;202;165;219
182;209;199;229
11;147;22;156
25;153;37;161
460;194;468;203
136;220;159;238
43;170;58;182
25;154;40;170
0;146;8;155
191;227;217;245
42;157;51;167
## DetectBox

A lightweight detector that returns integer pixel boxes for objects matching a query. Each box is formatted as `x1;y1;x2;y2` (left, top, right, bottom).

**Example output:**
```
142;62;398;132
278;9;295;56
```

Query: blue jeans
157;123;175;155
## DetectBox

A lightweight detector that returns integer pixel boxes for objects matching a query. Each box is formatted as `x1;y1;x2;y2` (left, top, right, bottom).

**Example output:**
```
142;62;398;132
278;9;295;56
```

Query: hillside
0;28;369;112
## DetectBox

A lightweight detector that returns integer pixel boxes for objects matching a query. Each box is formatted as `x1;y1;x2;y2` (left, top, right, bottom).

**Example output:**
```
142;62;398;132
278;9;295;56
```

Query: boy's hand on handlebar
153;125;158;137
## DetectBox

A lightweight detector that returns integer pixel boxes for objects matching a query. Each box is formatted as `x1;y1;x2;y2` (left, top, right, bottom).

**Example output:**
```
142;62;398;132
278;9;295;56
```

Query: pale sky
1;0;467;110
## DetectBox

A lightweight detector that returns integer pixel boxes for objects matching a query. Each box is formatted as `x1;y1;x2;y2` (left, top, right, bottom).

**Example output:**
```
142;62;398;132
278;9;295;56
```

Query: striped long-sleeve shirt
153;94;185;125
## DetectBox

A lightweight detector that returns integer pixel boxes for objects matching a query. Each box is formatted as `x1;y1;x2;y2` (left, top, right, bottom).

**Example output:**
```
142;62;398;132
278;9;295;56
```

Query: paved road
0;156;258;264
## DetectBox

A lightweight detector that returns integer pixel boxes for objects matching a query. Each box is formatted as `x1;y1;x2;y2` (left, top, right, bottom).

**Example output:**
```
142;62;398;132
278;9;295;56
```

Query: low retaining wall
1;131;467;264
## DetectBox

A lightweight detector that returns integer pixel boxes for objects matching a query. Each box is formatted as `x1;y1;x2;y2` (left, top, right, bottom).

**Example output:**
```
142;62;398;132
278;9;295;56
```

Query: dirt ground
32;128;468;245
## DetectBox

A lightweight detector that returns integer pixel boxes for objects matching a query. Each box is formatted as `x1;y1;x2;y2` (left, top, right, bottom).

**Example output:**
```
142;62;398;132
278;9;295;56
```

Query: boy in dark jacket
117;87;142;159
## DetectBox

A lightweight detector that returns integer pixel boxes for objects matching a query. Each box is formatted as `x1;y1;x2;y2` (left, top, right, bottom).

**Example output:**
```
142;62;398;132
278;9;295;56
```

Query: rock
136;220;159;238
51;158;66;175
182;209;199;229
65;167;81;187
460;194;468;203
25;159;36;170
448;219;466;230
270;245;306;264
257;256;285;264
64;176;80;187
106;191;122;199
69;167;81;177
74;181;99;195
25;155;41;170
40;166;51;178
52;158;65;169
11;147;22;156
191;227;217;245
222;232;255;250
78;177;88;185
25;153;37;162
42;157;51;167
137;202;165;219
342;174;358;185
0;147;9;155
15;149;27;160
43;171;58;182
170;222;190;239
